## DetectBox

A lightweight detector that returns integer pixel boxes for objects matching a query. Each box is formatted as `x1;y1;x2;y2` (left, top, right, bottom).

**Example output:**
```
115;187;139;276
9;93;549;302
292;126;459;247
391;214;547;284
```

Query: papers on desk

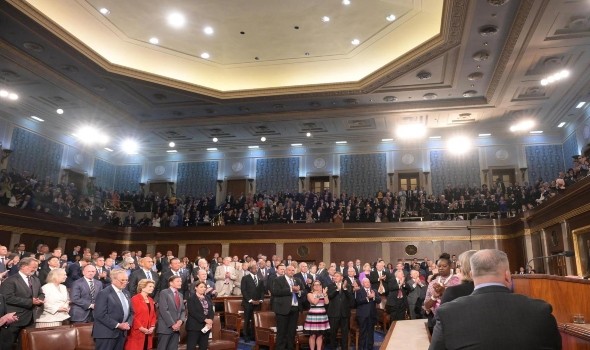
270;327;277;332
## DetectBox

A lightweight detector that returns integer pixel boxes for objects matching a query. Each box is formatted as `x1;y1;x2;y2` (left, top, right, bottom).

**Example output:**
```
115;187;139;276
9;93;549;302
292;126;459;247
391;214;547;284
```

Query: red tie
174;290;180;308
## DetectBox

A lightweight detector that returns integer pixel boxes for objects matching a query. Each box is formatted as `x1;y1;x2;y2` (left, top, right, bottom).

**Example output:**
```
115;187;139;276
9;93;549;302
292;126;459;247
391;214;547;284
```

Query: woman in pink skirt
304;281;330;350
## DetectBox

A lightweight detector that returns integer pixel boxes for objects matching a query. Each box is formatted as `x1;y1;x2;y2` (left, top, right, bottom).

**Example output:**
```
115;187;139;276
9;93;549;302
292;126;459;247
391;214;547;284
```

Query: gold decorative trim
528;202;590;233
571;224;590;277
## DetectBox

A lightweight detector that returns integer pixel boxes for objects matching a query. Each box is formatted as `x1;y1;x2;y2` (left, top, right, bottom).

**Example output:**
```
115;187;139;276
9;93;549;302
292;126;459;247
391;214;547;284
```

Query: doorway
398;172;420;191
226;179;248;198
491;168;516;187
66;170;85;194
309;176;330;193
149;182;170;197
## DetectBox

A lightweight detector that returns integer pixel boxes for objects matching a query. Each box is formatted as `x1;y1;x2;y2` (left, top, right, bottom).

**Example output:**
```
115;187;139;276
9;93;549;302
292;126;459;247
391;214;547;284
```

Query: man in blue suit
355;278;381;350
92;269;134;350
70;264;103;323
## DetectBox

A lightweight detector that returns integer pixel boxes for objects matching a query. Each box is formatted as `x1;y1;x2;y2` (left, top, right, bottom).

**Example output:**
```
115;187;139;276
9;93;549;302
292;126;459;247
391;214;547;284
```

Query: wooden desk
380;319;430;350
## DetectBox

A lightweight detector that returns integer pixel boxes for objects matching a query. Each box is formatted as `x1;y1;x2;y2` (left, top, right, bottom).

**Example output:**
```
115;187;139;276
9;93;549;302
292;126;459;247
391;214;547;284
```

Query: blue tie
117;290;129;321
289;278;298;306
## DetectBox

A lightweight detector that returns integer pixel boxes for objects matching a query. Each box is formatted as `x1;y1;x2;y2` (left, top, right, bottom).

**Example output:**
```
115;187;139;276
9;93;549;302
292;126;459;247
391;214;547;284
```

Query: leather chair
21;323;95;350
224;298;244;336
71;323;96;350
253;311;277;350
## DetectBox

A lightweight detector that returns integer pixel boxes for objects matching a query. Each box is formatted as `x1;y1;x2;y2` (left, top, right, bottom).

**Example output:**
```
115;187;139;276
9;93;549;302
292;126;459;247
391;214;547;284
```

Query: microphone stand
526;251;574;273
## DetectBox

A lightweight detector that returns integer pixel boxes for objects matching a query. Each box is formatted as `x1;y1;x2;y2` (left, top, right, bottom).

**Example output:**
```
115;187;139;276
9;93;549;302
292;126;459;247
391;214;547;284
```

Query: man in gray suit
429;249;561;350
70;264;103;323
157;275;186;350
0;257;45;350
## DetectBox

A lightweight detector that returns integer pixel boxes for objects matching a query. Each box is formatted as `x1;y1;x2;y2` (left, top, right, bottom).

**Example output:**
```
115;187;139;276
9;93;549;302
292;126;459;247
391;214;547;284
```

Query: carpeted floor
237;331;386;350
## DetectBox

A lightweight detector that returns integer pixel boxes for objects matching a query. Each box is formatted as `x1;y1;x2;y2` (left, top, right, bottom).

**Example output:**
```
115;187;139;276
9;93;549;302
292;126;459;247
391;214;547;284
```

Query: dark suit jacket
355;287;381;320
70;277;104;322
128;269;159;297
37;267;50;285
92;285;134;339
0;273;44;327
66;262;83;288
368;269;390;295
429;285;561;350
241;273;265;307
271;275;305;315
185;294;214;331
327;281;354;317
158;270;189;299
440;281;474;305
156;288;186;334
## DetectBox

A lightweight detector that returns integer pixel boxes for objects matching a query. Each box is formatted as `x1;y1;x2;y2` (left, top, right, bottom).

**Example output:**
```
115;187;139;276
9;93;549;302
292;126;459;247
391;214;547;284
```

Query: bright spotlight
260;137;267;142
169;141;175;148
396;124;426;139
121;139;139;154
75;126;109;145
167;12;186;28
447;136;471;155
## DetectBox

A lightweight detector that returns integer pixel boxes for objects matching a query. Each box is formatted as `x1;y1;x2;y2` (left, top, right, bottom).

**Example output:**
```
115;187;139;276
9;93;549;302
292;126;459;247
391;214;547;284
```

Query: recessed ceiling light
104;147;114;152
335;141;347;144
322;16;330;22
396;124;426;139
540;69;569;86
351;39;360;46
386;14;396;22
291;143;302;146
342;0;351;5
200;52;210;59
529;130;543;134
558;122;566;128
8;93;18;100
99;8;110;15
212;137;218;142
167;12;186;28
56;108;64;114
248;145;259;149
509;120;535;132
149;37;159;44
121;139;139;154
166;150;177;153
168;142;175;147
429;136;442;139
260;137;267;142
0;90;7;97
203;26;214;35
31;116;44;122
381;138;393;142
478;133;491;137
206;147;218;151
447;136;471;155
306;132;312;137
576;102;586;109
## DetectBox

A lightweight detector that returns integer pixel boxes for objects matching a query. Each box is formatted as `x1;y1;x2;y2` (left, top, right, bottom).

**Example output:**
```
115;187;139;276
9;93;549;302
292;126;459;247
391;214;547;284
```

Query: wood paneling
560;324;590;350
501;236;526;273
0;230;12;247
186;244;222;261
284;242;322;265
19;233;58;253
65;239;87;256
229;243;275;260
155;244;179;257
441;241;472;258
95;242;126;256
331;242;380;265
128;244;147;254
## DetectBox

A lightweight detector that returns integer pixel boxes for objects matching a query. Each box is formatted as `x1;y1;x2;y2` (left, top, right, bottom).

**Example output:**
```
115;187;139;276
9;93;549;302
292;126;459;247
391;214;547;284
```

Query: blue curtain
562;133;579;170
525;145;564;185
114;164;142;192
93;158;116;190
430;150;481;196
255;158;299;194
9;128;63;184
340;153;386;197
176;161;218;198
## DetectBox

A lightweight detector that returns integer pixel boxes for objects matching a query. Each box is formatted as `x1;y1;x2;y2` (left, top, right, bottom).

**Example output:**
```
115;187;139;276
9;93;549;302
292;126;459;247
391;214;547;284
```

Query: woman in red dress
125;279;157;350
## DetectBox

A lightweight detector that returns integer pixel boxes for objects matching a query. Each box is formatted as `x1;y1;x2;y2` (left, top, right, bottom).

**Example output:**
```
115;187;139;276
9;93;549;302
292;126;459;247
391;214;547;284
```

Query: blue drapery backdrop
113;164;142;192
525;145;564;185
340;153;387;198
255;157;299;194
93;158;115;190
430;150;481;196
562;133;579;170
176;161;218;198
9;128;63;184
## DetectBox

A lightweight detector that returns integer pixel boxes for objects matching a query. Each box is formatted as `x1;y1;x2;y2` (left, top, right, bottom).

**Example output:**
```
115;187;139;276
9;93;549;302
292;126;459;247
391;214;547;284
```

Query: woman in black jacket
185;281;214;350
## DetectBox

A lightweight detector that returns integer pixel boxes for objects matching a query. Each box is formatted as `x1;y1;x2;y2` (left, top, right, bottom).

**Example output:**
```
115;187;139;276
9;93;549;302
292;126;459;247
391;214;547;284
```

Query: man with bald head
429;249;561;350
272;264;305;350
70;264;103;323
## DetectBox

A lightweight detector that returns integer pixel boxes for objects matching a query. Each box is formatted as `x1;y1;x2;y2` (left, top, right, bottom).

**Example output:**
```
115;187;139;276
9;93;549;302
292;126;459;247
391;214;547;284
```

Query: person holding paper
186;281;214;350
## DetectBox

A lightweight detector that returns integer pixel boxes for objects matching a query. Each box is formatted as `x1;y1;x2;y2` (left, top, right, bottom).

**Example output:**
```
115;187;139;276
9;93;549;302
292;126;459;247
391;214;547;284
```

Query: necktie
397;280;403;298
303;273;307;282
366;288;370;295
27;276;33;293
174;290;180;309
97;268;101;274
289;278;297;306
253;275;258;286
146;271;152;280
89;279;95;300
117;290;129;321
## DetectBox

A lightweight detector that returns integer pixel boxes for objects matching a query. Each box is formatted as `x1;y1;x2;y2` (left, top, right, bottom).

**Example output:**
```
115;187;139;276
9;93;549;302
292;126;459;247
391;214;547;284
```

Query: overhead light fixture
168;142;175;147
291;143;302;146
386;14;396;22
447;136;471;155
8;93;18;100
74;126;109;145
0;90;7;97
212;137;218;142
99;8;110;15
167;12;186;28
206;147;218;151
203;26;214;35
31;116;44;122
381;138;393;142
529;130;543;134
429;136;442;139
248;145;259;149
351;39;360;46
200;52;210;59
306;132;312;137
576;102;586;109
166;150;177;153
509;120;535;132
121;139;139;154
478;133;491;137
335;141;347;144
396;124;426;139
260;137;267;142
149;37;159;44
322;16;330;22
104;147;114;152
558;122;566;128
56;108;64;114
540;69;569;86
342;0;351;5
0;89;18;100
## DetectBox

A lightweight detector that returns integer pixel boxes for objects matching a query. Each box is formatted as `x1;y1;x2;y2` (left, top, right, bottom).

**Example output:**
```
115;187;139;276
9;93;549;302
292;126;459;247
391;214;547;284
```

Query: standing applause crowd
0;243;562;350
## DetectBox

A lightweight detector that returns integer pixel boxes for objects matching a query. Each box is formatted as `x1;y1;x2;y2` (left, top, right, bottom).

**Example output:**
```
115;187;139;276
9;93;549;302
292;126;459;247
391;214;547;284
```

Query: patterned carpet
237;331;386;350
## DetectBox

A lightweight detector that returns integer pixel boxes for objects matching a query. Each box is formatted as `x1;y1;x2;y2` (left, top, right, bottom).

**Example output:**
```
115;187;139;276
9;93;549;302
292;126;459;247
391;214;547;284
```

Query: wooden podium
513;275;590;349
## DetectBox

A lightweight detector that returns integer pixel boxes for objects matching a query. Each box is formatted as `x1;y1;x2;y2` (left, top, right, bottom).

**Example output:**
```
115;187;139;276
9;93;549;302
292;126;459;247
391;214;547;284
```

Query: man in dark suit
294;262;314;310
241;263;265;342
272;264;305;350
70;264;103;323
189;269;216;298
38;255;60;285
0;257;45;350
327;271;353;350
66;257;89;288
429;249;561;350
369;260;389;303
157;275;186;350
356;278;381;350
386;270;412;321
128;257;159;297
158;258;189;299
92;269;134;350
0;293;18;327
94;256;111;287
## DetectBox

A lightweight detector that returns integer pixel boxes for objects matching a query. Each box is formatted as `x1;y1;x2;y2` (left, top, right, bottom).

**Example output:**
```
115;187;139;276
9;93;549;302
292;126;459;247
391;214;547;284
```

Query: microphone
526;251;574;271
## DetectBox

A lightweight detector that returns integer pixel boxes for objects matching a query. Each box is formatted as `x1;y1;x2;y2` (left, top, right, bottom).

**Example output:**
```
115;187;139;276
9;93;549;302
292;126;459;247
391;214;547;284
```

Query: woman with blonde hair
440;250;477;304
125;279;157;350
36;268;70;327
